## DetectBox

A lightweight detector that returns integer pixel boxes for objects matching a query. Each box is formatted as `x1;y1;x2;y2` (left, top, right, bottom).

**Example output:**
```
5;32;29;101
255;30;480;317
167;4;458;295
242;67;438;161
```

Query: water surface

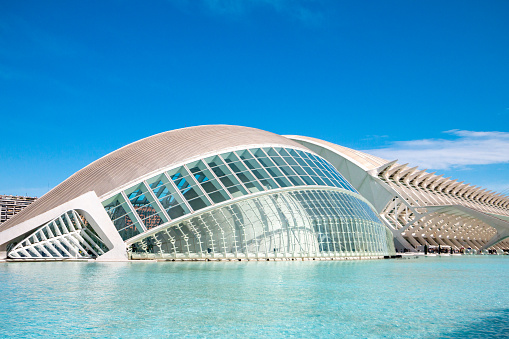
1;256;508;338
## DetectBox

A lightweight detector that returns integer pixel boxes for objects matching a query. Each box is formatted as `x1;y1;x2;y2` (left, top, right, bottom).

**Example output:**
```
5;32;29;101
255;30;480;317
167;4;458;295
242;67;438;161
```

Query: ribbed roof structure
1;125;306;231
285;135;388;171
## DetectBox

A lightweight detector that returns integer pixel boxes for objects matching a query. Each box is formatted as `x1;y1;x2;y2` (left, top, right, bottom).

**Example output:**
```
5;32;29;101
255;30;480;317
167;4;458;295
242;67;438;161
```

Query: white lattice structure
288;135;509;252
8;210;107;259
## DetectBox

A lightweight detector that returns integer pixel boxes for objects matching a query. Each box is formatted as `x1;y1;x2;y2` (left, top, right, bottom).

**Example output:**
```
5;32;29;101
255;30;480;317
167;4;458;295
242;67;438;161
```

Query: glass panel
146;173;167;190
125;183;149;208
300;165;325;185
293;155;309;167
251;148;293;188
118;221;141;240
167;204;187;219
102;193;144;239
268;149;305;186
148;175;191;219
124;182;168;229
168;168;195;195
187;160;230;204
138;208;165;229
103;195;131;221
206;157;249;198
221;152;264;193
187;197;208;211
153;183;174;202
237;149;280;190
280;149;317;185
307;155;336;187
114;213;135;233
206;158;248;198
167;166;211;212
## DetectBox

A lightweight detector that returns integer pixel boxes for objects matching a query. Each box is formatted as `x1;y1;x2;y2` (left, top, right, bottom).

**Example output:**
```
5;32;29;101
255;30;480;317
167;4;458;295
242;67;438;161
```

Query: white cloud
363;130;509;170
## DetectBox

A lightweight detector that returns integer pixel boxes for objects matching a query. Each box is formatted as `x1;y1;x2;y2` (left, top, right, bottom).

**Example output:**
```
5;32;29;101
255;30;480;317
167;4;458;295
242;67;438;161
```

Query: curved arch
1;125;307;233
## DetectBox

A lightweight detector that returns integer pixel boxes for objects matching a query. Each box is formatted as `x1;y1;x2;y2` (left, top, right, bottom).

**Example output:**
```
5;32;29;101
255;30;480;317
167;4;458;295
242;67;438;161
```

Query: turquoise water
1;256;508;338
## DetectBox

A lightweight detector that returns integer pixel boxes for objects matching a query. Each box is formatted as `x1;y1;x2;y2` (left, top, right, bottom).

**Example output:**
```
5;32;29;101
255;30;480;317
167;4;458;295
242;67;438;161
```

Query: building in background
0;195;37;224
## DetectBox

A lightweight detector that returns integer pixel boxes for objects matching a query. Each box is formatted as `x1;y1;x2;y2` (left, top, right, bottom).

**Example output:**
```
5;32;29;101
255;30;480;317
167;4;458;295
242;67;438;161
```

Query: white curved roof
286;135;389;171
1;125;307;231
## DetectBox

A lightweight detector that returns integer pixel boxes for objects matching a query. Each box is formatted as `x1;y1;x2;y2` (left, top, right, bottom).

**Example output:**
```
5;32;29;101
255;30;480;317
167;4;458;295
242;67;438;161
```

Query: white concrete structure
288;135;509;252
0;126;395;261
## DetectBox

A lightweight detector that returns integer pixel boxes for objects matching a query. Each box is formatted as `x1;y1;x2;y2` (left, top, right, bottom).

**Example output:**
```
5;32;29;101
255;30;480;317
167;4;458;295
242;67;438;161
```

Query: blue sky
1;0;508;197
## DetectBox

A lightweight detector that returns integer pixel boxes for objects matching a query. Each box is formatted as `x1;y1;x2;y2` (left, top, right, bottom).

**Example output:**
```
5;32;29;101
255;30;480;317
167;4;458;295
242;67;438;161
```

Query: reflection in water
0;256;508;337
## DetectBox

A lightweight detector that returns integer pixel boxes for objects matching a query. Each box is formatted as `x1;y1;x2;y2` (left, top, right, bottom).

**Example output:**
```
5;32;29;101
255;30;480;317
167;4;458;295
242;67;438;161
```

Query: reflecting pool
1;256;508;338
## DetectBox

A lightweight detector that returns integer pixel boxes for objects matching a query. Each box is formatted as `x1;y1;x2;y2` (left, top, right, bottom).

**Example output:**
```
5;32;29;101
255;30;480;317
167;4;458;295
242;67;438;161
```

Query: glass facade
101;145;394;259
102;147;357;241
130;188;393;259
